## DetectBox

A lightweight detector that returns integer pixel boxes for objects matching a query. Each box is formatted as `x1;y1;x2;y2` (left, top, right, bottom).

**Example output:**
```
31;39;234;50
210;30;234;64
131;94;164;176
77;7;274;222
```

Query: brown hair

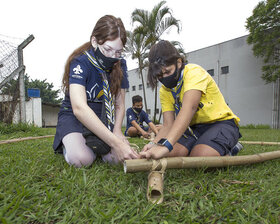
147;40;185;89
132;95;143;105
62;15;127;96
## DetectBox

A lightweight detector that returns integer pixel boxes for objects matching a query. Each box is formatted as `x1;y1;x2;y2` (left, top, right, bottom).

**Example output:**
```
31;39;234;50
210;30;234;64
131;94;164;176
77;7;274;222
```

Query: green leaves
128;1;185;121
1;74;62;104
246;0;280;83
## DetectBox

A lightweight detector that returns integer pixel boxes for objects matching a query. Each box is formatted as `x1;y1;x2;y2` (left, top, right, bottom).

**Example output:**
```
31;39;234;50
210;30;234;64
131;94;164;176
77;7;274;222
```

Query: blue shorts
124;125;149;136
177;119;241;156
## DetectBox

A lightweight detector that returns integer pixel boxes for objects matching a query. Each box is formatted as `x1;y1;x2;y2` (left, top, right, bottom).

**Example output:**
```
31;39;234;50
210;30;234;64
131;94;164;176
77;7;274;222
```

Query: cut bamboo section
0;135;54;145
124;150;280;173
147;171;164;204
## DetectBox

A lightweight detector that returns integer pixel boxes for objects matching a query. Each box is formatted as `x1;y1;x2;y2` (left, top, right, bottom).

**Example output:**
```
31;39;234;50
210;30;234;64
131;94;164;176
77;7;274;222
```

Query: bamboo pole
0;135;54;145
124;150;280;173
239;141;280;146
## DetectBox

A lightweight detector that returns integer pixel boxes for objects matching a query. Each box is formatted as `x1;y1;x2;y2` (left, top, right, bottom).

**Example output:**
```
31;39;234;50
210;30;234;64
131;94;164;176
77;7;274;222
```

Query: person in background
125;95;161;139
140;40;242;159
53;15;139;167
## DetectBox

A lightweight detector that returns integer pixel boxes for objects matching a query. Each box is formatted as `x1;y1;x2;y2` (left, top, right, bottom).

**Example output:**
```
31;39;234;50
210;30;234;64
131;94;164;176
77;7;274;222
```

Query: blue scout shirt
125;107;151;133
61;47;129;115
53;47;129;152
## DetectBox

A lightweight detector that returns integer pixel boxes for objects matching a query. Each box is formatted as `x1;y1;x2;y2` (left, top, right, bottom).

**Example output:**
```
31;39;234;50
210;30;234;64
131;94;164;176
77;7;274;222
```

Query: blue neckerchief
132;108;141;124
171;70;184;116
84;50;115;130
170;69;198;140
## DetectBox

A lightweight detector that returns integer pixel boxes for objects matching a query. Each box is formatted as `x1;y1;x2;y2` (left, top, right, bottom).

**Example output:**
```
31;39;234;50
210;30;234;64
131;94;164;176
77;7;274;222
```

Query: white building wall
11;98;42;127
42;104;60;127
187;35;273;126
25;98;42;127
1;96;60;127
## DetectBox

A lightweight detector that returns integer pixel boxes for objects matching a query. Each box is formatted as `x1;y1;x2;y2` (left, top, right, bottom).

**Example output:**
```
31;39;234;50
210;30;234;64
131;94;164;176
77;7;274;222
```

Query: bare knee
62;132;96;167
167;143;189;157
127;127;139;137
190;144;220;157
66;150;96;167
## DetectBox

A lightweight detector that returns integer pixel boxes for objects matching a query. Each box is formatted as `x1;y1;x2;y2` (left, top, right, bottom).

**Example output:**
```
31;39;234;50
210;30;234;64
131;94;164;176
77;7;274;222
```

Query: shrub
0;122;39;134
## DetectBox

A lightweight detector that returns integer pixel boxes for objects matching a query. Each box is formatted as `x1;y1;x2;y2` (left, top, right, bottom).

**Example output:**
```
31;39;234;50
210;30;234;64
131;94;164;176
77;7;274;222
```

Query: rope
149;158;168;179
129;143;140;151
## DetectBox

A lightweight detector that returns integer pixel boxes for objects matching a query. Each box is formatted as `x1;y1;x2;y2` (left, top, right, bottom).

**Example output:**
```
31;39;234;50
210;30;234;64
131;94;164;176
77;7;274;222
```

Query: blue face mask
158;66;180;89
94;47;119;71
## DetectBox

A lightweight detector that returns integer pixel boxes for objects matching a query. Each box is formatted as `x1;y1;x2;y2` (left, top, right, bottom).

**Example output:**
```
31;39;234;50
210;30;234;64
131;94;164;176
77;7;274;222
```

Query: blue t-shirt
53;47;129;151
125;107;151;132
60;47;129;116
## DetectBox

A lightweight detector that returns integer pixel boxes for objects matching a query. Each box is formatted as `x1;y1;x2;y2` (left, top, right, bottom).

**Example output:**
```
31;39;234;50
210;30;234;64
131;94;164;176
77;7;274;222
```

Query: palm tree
125;30;150;111
131;0;183;123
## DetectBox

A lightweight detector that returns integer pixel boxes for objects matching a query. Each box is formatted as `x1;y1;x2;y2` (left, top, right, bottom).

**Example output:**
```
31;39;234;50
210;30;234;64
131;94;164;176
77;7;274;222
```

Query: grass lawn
0;127;280;223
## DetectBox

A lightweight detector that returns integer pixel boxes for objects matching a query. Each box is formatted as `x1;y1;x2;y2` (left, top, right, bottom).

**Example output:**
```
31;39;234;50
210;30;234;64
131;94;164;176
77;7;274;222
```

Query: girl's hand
111;141;139;163
141;131;150;139
141;142;156;152
140;145;169;160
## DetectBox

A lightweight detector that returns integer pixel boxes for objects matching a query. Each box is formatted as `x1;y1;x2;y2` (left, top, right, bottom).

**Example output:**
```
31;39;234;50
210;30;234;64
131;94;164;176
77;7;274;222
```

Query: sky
0;0;261;91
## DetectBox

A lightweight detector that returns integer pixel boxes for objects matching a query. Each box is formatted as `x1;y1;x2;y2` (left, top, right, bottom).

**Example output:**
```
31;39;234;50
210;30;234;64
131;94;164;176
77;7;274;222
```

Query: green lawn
0;127;280;223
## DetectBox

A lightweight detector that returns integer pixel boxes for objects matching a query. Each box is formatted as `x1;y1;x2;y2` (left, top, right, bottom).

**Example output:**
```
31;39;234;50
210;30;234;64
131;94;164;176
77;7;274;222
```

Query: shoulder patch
73;65;83;74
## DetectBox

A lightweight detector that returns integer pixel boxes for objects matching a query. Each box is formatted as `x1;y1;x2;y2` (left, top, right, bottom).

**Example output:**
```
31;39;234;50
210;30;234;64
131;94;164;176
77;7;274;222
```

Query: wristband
157;138;173;152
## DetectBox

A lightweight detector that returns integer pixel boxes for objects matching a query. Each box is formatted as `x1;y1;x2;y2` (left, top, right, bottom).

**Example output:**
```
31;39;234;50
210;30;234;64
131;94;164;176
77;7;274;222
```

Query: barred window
207;69;214;76
221;66;229;74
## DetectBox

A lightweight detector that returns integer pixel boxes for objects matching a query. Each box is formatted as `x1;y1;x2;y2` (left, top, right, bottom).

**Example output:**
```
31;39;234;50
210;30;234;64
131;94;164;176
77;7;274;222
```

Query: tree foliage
246;0;280;83
125;31;150;111
1;74;62;104
127;0;185;122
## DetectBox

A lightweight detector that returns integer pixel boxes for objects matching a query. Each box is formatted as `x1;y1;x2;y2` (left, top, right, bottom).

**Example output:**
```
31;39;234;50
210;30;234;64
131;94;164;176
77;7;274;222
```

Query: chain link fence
0;34;33;124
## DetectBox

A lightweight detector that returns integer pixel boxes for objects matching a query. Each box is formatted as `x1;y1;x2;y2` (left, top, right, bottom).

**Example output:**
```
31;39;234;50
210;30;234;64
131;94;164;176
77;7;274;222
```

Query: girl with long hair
53;15;139;167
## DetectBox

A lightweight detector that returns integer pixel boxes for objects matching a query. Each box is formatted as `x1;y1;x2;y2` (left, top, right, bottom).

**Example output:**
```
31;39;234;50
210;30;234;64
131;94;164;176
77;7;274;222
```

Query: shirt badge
73;65;83;74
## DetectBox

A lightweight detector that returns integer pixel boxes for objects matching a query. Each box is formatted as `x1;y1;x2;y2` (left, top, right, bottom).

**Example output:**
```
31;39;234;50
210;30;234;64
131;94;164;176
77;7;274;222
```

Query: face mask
94;47;119;71
133;107;142;113
158;66;180;89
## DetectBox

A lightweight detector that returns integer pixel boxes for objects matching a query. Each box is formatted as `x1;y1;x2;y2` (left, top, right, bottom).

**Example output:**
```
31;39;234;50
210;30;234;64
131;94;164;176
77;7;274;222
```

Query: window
132;86;136;91
147;109;151;114
221;66;229;74
139;84;143;90
125;88;129;92
207;69;214;76
156;108;159;114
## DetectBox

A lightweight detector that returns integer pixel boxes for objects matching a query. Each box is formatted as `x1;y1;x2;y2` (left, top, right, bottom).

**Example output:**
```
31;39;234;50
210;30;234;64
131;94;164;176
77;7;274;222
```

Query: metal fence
0;34;34;124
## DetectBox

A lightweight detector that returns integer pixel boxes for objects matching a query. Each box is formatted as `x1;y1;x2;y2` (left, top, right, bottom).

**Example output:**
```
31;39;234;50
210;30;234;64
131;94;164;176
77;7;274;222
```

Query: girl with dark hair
53;15;139;167
140;40;242;159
